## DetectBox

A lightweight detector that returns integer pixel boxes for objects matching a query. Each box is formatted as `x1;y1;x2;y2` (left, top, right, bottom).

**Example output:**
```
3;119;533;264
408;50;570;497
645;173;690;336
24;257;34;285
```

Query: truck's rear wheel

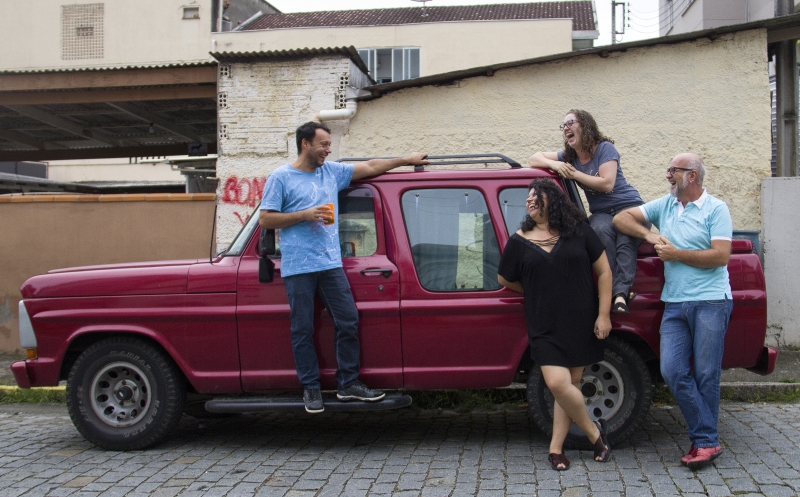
527;334;652;449
66;337;185;451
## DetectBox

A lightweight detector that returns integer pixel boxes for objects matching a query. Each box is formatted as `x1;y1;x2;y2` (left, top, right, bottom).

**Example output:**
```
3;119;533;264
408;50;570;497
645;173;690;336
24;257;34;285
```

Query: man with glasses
613;153;733;470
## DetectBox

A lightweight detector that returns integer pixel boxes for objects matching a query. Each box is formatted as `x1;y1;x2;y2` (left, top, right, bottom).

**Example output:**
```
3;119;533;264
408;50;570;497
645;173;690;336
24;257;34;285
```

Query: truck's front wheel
527;334;652;449
66;337;186;451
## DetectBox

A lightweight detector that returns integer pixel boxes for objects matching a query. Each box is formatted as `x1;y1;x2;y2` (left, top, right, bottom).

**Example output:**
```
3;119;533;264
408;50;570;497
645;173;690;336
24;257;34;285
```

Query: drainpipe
317;99;357;122
315;86;371;122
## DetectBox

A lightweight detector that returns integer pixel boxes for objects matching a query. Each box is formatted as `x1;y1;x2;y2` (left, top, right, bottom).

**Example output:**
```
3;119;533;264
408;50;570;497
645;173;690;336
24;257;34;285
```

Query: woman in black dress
498;178;613;471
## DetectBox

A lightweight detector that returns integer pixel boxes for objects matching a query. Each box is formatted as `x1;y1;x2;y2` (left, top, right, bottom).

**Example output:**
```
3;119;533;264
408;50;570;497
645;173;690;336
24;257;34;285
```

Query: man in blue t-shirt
613;153;733;471
259;121;428;414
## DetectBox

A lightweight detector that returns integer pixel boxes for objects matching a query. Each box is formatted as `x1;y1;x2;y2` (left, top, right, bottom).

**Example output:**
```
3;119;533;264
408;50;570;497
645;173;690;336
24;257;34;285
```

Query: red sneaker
680;444;697;466
686;446;723;470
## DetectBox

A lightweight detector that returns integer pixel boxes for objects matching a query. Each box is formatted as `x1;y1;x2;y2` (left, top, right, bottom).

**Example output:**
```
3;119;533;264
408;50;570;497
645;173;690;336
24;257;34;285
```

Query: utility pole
775;0;798;176
611;1;626;45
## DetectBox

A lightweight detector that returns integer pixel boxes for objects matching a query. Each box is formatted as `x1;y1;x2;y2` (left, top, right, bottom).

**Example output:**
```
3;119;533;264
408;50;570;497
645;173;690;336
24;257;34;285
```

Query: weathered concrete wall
0;194;216;353
342;29;771;231
214;19;573;77
762;177;800;347
215;55;354;245
1;0;214;71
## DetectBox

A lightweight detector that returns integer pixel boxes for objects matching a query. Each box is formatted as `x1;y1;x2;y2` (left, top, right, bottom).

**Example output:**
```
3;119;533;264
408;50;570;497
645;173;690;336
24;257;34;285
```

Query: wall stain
0;298;13;323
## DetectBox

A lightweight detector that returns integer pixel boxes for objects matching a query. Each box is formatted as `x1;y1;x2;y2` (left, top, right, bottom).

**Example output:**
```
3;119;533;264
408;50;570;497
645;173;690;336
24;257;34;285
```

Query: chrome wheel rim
89;361;152;428
580;361;625;421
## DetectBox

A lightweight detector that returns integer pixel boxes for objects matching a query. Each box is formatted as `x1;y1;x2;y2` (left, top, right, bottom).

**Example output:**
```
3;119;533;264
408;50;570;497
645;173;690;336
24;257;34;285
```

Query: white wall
215;55;355;245
214;19;574;77
47;158;184;182
0;0;215;71
762;177;800;347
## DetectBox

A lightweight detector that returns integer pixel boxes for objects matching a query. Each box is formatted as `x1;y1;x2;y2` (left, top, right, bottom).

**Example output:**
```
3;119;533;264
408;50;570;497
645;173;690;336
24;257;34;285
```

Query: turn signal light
25;349;37;359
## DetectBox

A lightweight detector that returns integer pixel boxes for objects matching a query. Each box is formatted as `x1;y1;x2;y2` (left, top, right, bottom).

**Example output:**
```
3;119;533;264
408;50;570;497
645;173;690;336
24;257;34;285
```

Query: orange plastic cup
323;203;335;225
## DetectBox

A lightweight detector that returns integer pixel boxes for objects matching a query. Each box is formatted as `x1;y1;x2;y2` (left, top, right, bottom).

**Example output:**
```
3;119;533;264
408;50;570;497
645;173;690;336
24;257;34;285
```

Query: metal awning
0;63;218;162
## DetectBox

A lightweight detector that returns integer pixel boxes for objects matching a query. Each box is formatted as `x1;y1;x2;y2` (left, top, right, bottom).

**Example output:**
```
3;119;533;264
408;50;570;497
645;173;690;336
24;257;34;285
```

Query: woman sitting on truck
498;178;612;471
529;109;645;313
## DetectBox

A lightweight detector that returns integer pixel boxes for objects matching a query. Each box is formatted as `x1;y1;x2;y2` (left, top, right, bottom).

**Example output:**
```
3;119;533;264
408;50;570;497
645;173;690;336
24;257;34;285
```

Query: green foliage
408;388;528;411
0;386;66;404
651;385;677;405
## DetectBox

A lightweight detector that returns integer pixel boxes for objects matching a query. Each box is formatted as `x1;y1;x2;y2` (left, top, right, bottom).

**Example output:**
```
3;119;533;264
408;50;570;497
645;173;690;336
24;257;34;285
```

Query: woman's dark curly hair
561;109;614;164
520;178;586;237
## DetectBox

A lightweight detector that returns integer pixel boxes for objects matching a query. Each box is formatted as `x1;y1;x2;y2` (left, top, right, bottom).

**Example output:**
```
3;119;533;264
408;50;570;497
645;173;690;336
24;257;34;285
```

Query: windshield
223;206;260;256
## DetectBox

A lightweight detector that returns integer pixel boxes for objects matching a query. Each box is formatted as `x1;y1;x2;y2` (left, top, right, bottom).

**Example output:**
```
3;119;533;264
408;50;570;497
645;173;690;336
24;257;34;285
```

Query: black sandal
548;452;570;471
593;419;612;462
611;293;629;314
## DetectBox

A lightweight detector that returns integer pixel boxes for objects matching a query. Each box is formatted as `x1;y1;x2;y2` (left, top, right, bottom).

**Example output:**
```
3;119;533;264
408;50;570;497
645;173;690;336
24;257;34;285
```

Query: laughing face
526;189;548;224
562;113;582;150
667;160;692;198
304;128;332;167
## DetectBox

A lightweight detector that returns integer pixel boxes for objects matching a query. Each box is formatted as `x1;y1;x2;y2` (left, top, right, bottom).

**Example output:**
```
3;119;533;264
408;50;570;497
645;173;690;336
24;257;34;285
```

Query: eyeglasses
666;167;694;175
559;120;578;130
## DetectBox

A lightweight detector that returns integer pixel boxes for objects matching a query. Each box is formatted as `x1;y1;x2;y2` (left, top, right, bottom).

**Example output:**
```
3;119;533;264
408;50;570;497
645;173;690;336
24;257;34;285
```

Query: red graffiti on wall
222;176;266;209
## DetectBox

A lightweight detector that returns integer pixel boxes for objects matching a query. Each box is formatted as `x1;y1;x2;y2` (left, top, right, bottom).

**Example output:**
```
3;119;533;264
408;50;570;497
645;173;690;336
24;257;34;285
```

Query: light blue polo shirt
640;190;732;302
260;161;354;278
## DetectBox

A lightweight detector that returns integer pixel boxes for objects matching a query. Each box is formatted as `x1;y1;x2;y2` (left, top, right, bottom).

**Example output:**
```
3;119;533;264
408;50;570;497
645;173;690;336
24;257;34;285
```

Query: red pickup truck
11;155;776;451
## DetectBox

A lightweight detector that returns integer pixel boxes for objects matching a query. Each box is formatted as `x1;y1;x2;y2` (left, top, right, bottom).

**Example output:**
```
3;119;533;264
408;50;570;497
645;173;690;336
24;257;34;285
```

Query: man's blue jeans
283;267;360;390
660;298;733;448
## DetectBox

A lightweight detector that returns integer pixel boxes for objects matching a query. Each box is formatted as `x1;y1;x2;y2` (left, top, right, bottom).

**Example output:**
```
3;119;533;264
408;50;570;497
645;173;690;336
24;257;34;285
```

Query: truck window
498;188;529;236
499;181;589;237
401;189;501;292
339;188;377;258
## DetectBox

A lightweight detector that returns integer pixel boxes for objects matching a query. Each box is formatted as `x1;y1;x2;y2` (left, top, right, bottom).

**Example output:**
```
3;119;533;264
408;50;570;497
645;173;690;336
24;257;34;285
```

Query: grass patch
779;378;798;384
651;385;676;405
729;389;800;403
408;389;528;411
0;386;66;404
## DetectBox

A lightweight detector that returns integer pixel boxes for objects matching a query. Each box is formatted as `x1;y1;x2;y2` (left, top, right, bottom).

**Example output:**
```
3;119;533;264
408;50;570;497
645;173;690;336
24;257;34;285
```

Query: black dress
498;222;606;367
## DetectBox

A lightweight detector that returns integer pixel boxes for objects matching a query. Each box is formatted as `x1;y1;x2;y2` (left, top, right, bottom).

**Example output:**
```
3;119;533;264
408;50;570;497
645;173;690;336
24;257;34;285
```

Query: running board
205;393;412;413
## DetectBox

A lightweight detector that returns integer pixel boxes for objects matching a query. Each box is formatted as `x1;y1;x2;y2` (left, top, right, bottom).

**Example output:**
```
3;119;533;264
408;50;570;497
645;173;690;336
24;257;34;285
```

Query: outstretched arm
528;151;574;178
351;153;429;181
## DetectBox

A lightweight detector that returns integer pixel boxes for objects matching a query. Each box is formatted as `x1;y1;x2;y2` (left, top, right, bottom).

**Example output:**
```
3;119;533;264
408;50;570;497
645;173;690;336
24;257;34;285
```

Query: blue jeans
588;211;646;298
283;267;360;390
659;298;733;448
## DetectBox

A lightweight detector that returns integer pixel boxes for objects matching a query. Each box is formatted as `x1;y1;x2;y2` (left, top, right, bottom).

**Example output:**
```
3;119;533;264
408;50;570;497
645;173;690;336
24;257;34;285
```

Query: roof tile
242;2;595;32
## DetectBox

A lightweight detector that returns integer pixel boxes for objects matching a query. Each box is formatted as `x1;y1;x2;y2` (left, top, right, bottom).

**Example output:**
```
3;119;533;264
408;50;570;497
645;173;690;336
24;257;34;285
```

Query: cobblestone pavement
0;402;798;496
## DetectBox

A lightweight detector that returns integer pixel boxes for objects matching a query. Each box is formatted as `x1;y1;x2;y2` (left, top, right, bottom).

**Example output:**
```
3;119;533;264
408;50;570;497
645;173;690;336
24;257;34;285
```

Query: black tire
527;334;652;450
66;337;186;451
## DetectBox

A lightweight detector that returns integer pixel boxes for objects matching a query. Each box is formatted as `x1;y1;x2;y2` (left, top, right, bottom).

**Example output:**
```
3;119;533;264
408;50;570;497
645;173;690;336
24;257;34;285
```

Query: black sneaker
337;381;385;402
303;388;324;413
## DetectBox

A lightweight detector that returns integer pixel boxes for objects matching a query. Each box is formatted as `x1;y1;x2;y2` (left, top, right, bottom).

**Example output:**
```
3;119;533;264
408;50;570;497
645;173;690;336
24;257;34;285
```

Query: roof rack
337;153;521;171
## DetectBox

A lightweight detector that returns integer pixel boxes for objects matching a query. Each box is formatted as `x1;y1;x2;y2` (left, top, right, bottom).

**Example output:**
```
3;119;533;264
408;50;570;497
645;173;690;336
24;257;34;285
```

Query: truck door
236;185;402;391
393;186;529;389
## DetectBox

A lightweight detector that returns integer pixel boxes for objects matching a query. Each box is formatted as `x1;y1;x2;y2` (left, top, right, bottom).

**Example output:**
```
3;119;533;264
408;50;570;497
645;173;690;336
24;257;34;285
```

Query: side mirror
259;228;276;256
259;256;275;283
258;228;276;283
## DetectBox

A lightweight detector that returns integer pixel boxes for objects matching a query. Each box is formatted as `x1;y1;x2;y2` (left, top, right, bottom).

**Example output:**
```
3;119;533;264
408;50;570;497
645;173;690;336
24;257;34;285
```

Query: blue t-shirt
260;161;354;277
640;190;733;302
558;141;643;214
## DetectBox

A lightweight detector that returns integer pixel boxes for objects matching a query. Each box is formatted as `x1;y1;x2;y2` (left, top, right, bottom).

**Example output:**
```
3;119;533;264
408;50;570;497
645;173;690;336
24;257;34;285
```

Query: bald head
672;153;705;185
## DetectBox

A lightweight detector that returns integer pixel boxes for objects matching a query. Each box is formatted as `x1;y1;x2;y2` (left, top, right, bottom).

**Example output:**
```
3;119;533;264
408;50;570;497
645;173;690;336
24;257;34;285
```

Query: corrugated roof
211;46;370;75
241;2;595;31
0;61;217;75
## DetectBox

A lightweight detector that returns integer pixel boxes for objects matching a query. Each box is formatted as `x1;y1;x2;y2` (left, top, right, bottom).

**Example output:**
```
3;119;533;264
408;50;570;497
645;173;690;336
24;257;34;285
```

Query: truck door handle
360;268;393;278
